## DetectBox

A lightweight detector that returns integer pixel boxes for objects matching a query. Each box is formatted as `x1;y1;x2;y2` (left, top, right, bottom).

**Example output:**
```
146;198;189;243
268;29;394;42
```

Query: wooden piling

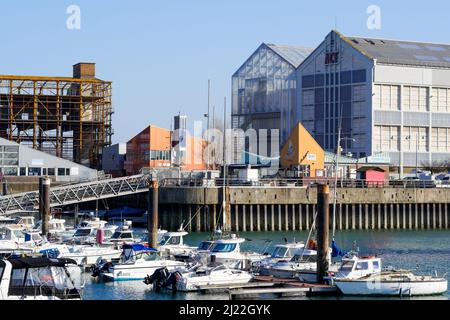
147;179;159;248
316;184;330;284
39;177;51;238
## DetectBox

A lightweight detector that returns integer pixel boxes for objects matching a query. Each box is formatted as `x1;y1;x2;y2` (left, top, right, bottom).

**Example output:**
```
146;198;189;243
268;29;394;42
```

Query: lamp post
405;133;425;178
332;136;356;239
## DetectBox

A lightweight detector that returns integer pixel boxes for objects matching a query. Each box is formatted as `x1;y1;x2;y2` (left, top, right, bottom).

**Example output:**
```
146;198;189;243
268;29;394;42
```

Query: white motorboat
262;244;339;282
176;265;253;292
0;257;84;300
332;252;448;296
205;235;266;270
92;243;186;281
253;241;306;275
147;264;254;292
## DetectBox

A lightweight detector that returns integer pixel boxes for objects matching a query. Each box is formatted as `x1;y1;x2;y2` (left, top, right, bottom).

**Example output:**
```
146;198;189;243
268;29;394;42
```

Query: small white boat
150;264;254;292
0;256;84;300
253;241;306;275
263;245;339;282
333;252;448;296
92;243;186;281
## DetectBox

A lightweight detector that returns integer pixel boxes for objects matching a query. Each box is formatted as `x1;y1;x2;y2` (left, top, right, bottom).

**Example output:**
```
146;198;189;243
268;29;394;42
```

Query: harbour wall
156;187;450;232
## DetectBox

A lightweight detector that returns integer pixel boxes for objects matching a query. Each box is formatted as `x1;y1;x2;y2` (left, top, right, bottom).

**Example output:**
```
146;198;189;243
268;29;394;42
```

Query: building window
28;167;41;176
58;168;66;176
340;71;352;84
302;75;315;88
47;168;55;176
352;69;366;83
66;168;71;176
20;167;26;176
2;167;18;176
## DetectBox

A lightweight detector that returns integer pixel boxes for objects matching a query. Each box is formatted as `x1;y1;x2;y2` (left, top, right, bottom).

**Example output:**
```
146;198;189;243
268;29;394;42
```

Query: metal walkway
0;174;151;215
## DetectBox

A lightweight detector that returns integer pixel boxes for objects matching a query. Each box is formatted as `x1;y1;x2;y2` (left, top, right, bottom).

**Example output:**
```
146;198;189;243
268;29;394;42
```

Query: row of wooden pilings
155;201;450;232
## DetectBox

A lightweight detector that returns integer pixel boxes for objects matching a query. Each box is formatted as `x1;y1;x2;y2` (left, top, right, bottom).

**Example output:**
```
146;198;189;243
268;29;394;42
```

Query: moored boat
332;252;448;296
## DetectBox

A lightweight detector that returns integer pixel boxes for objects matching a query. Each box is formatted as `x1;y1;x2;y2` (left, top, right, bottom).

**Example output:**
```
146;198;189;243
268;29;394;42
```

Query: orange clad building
124;124;206;175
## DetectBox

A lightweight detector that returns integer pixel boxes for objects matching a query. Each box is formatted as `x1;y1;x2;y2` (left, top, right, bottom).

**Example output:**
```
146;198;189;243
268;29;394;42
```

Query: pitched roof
265;44;313;67
341;33;450;68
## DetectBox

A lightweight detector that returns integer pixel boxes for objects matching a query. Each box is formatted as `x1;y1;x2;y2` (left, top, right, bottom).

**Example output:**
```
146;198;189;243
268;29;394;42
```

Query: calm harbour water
83;229;450;300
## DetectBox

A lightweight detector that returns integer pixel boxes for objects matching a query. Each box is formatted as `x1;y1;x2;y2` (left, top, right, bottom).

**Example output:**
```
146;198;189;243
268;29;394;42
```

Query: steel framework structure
0;75;112;168
0;174;151;215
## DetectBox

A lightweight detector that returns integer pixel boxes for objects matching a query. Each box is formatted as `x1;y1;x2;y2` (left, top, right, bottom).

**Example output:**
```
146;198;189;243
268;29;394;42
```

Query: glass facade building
231;43;312;163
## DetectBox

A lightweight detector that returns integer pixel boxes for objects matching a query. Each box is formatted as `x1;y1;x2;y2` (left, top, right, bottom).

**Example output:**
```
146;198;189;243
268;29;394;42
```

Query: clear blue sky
0;1;447;143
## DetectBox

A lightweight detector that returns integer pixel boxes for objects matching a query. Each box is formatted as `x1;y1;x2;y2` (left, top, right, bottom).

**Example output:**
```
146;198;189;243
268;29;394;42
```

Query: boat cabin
209;235;246;254
0;225;26;243
0;257;83;300
34;219;67;234
271;243;305;259
336;253;382;279
197;240;214;251
109;225;134;243
121;243;159;262
78;218;108;229
158;231;189;247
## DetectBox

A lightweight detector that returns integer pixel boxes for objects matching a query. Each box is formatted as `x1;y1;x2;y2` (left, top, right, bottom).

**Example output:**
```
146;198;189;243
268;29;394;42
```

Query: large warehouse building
0;63;112;169
296;30;450;175
231;43;313;163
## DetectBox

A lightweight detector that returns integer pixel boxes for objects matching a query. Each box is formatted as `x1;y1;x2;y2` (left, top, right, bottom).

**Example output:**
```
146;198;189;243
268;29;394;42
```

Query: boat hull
335;279;448;296
101;261;185;281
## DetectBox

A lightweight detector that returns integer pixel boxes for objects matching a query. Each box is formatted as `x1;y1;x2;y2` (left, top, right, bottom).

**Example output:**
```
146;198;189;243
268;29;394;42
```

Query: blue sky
0;1;448;143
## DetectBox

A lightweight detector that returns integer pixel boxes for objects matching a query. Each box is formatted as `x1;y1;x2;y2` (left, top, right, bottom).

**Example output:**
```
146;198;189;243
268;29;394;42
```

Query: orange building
124;125;172;175
124;124;206;175
280;123;325;177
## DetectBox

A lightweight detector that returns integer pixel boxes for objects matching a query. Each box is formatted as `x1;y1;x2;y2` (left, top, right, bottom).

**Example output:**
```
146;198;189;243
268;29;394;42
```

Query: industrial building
124;125;172;175
0;136;98;182
102;143;126;177
231;43;313;163
296;30;450;176
0;63;113;169
123;123;206;176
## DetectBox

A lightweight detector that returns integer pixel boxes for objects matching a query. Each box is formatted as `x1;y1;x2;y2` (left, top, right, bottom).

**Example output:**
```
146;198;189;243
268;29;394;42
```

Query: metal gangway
0;174;152;215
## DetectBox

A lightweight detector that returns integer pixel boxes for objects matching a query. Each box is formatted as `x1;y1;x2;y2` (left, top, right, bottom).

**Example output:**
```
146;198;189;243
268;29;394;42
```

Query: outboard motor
144;267;170;291
91;260;111;277
165;271;183;292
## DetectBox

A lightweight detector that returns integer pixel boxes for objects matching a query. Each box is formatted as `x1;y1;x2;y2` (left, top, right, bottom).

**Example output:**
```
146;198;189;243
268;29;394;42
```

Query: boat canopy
8;257;77;269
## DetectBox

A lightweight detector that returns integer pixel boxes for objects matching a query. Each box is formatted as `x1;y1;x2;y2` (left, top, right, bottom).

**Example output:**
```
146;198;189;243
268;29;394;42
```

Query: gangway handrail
0;174;152;216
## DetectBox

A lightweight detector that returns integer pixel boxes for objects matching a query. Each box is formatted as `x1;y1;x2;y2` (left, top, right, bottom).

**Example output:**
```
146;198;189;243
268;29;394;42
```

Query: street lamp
332;136;356;239
405;133;425;178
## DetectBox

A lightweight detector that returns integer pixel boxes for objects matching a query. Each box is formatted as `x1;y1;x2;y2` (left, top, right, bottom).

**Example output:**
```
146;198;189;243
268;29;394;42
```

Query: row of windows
0;167;73;177
373;85;450;113
302;85;367;106
144;150;171;161
302;69;367;88
373;126;430;152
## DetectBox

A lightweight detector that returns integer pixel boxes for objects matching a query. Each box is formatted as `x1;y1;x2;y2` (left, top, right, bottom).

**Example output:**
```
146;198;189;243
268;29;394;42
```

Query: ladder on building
0;174;152;216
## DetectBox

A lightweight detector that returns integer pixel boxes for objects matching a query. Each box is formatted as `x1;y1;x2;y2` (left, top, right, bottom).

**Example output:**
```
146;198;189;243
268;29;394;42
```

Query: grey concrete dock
157;186;450;231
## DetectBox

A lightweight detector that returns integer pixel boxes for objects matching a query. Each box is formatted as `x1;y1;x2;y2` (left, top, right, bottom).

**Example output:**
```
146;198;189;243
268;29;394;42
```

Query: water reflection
83;229;450;300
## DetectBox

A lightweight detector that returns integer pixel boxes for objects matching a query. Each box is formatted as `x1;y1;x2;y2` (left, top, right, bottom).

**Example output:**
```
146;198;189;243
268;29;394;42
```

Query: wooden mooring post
147;179;159;248
316;184;330;284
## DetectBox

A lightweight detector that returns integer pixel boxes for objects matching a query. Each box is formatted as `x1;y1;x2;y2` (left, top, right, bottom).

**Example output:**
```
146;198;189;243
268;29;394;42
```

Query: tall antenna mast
207;80;211;170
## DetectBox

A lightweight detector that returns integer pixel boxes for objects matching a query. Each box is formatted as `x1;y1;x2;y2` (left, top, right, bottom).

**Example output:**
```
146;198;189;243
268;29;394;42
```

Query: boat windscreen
211;243;237;253
74;228;92;237
272;247;289;258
